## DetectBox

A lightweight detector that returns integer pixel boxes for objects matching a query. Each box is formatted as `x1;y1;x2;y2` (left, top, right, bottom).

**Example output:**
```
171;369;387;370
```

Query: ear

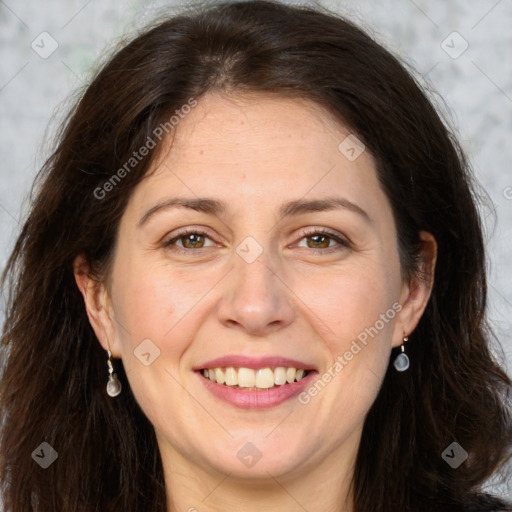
73;253;122;357
391;231;437;347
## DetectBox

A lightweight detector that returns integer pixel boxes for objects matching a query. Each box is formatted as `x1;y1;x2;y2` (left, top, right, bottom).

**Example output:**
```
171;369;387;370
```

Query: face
79;92;430;484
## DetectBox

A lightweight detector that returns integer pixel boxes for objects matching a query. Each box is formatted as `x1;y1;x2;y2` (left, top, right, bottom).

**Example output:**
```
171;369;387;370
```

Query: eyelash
163;228;215;253
163;227;350;255
295;228;351;252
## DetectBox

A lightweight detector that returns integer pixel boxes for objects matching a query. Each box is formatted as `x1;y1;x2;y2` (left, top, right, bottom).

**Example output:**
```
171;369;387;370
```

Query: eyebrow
137;196;371;228
278;197;370;222
138;198;225;227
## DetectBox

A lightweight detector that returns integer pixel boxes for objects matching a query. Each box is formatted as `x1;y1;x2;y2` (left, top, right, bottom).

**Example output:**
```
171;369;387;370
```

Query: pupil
185;234;203;248
309;235;328;248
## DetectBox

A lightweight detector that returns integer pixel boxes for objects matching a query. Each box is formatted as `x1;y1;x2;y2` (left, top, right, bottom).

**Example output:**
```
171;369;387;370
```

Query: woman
0;1;510;511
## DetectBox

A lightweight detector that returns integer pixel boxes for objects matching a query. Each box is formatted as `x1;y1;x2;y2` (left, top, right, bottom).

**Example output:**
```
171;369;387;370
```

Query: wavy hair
1;1;511;511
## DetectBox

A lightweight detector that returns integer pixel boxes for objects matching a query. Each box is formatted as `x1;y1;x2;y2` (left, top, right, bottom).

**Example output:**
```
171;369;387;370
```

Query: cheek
109;266;207;432
110;262;214;350
297;260;400;345
107;260;226;413
296;272;396;420
293;259;400;405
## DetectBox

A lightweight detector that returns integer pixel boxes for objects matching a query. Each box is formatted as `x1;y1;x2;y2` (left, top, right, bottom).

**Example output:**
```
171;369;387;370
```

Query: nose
216;253;295;337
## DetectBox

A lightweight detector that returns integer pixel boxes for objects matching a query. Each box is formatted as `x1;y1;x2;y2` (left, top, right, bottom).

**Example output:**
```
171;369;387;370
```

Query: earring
106;349;122;397
393;335;410;372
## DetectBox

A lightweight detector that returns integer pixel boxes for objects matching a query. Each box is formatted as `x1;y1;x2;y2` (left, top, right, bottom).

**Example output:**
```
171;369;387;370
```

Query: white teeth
225;367;237;386
200;366;309;389
214;367;225;385
238;368;256;388
274;366;287;385
255;368;275;389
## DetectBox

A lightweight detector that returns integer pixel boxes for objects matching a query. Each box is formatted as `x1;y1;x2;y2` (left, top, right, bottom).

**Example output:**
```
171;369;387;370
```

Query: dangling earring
393;335;410;372
106;349;122;397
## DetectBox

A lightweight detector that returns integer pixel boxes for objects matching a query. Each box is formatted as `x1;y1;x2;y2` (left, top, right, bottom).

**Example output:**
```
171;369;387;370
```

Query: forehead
143;93;374;193
164;92;350;166
127;92;385;221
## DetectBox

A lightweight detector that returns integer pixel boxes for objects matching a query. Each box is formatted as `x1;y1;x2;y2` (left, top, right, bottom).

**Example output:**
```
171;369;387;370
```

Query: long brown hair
1;1;511;511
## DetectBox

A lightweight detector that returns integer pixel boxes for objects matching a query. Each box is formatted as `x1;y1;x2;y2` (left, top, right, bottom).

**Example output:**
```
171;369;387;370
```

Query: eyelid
294;227;351;248
162;226;218;250
162;226;351;253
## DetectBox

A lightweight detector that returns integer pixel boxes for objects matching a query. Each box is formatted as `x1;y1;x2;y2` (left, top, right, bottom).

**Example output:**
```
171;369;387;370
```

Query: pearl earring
106;349;122;397
393;336;410;372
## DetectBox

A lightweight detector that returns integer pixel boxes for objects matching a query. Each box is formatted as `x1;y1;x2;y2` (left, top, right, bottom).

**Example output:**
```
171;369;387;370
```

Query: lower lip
197;371;317;409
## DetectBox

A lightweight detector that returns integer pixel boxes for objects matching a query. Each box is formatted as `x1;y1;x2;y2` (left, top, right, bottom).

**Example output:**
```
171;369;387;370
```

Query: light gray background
0;0;511;501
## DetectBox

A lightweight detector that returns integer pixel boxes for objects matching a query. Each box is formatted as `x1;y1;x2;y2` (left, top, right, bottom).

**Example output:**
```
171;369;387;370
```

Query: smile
200;366;311;390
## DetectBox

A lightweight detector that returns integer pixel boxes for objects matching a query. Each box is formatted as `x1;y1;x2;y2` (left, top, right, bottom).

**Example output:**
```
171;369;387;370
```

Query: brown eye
306;234;331;249
295;229;350;252
180;233;206;249
164;230;216;251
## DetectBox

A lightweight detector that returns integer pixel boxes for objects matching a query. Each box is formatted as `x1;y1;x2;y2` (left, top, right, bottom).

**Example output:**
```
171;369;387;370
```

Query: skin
75;92;436;512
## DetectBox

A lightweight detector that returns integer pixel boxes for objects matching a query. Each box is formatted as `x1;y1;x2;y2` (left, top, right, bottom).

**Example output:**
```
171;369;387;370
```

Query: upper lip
194;355;316;371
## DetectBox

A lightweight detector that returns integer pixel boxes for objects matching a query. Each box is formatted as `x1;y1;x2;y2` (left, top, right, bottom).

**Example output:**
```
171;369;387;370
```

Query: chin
194;433;315;480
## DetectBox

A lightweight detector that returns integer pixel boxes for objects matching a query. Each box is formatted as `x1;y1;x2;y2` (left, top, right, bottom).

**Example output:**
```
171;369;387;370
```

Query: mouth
195;356;317;408
199;366;312;390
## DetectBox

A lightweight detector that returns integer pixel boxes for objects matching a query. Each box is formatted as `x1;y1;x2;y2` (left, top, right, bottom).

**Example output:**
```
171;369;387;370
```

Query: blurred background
0;0;511;501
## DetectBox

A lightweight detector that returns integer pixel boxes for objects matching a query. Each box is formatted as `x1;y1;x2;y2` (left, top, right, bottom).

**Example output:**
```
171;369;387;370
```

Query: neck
161;439;357;512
